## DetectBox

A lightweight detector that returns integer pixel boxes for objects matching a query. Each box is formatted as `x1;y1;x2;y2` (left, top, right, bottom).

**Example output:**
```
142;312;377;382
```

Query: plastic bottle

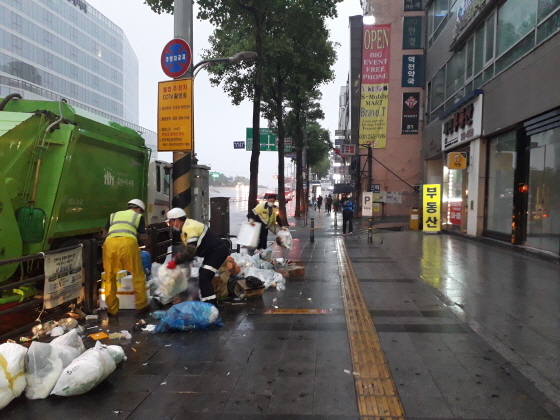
150;310;167;320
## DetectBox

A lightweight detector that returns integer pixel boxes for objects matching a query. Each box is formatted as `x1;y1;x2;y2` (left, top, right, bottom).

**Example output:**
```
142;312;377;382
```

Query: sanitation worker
166;208;230;306
102;199;149;316
247;193;283;250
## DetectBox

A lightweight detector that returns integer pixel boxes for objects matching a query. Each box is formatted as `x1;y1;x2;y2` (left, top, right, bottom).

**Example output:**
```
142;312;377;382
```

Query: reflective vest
252;203;279;234
107;210;141;240
180;219;208;248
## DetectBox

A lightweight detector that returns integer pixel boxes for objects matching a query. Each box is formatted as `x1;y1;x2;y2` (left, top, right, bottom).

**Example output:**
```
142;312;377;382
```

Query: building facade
342;1;423;218
422;0;560;255
0;0;139;126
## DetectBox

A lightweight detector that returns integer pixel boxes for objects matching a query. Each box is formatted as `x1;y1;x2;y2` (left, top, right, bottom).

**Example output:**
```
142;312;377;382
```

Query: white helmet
127;198;146;211
166;207;187;221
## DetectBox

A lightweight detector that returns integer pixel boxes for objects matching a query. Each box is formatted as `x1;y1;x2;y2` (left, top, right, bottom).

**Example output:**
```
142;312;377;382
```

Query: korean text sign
423;184;441;232
158;79;193;152
43;246;83;309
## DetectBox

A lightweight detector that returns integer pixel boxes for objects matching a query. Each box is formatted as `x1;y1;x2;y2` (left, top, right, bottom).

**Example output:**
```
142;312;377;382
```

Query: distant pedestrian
340;194;354;235
325;195;333;214
317;195;323;212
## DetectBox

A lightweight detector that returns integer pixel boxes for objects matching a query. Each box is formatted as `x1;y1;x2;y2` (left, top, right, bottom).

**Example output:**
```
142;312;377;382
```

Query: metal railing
0;227;172;341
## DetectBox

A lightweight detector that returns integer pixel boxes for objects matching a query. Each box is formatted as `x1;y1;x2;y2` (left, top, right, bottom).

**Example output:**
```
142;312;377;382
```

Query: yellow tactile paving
336;237;407;419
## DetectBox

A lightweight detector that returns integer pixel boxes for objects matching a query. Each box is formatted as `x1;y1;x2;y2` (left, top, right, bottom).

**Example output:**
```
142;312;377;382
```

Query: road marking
336;237;406;420
263;309;330;314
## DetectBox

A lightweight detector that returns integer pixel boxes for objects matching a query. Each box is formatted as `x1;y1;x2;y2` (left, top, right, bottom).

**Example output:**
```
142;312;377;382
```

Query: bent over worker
102;199;149;316
247;194;283;250
166;208;229;306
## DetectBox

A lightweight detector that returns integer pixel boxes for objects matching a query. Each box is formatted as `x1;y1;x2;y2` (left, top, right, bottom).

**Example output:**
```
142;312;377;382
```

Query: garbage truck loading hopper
0;98;150;282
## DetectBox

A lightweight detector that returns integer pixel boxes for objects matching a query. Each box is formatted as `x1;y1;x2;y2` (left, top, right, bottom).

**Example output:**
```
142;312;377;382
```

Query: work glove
166;260;177;269
248;218;255;224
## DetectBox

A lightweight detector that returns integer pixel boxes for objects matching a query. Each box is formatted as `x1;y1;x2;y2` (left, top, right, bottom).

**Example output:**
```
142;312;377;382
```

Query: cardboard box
278;265;306;278
234;279;265;299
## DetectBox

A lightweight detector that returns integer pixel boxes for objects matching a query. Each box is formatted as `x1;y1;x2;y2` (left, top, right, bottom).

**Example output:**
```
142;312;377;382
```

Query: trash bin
210;197;230;237
409;206;420;230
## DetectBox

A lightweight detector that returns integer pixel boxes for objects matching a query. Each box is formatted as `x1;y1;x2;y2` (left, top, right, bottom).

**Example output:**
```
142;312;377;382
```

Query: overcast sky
87;0;363;189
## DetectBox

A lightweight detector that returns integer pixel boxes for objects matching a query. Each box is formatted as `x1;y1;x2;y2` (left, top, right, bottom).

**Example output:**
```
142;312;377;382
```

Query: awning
333;184;355;194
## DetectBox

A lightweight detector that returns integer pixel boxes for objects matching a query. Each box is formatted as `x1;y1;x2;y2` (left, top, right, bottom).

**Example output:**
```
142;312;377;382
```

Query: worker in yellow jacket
248;194;283;249
102;199;149;316
166;208;229;306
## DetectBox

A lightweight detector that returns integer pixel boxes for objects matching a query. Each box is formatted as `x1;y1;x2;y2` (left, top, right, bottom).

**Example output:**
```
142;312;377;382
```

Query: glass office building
0;0;139;125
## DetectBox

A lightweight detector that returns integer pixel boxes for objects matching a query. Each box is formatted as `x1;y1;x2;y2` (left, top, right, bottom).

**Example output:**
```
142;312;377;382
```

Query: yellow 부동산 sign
157;79;193;152
423;184;441;232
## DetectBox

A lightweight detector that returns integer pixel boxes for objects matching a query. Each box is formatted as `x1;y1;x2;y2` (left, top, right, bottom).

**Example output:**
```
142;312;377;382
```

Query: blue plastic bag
141;251;152;275
154;301;223;333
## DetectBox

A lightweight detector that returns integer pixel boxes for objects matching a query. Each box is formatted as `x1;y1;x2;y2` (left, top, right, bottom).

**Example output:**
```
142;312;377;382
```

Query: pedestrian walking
340;194;354;235
247;193;283;250
325;195;333;214
166;207;230;306
317;195;323;212
102;199;150;316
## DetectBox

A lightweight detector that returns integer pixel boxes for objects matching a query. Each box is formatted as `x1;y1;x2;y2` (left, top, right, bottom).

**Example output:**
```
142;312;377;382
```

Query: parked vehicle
0;96;171;282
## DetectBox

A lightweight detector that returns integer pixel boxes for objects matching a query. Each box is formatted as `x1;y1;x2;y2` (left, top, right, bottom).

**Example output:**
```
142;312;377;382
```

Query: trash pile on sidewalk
0;316;127;411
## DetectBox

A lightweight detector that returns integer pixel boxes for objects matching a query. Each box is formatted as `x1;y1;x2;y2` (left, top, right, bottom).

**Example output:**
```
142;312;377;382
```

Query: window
446;48;465;97
538;0;560;20
465;37;474;79
497;0;537;55
431;66;446;112
485;13;495;63
429;0;449;38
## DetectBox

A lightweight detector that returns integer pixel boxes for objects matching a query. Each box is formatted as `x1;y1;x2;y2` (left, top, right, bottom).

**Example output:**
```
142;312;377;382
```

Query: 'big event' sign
359;24;391;149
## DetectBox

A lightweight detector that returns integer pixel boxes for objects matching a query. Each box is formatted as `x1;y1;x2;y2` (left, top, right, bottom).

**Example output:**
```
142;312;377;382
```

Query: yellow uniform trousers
102;236;147;314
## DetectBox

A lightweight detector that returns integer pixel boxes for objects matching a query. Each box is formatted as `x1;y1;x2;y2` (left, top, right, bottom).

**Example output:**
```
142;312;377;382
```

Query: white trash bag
107;345;127;365
51;342;116;397
50;329;84;367
24;342;64;400
0;343;28;410
150;263;189;305
275;229;293;250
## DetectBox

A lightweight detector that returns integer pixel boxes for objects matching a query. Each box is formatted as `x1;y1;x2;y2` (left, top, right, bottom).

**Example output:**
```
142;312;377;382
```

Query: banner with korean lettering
43;246;83;309
423;184;441;232
157;79;193;152
359;24;391;149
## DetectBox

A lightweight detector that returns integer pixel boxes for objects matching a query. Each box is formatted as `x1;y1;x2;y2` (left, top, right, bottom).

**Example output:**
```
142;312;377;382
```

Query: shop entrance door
525;128;560;253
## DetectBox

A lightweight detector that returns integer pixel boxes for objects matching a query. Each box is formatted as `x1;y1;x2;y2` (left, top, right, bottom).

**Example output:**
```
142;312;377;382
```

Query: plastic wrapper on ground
0;343;28;410
154;301;223;333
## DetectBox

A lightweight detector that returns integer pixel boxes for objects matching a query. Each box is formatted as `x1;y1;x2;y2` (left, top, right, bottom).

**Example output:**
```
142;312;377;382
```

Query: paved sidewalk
4;208;560;419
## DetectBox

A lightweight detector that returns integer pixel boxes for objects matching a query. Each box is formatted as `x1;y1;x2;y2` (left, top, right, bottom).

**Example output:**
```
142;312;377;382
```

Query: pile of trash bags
0;328;126;410
154;301;223;333
229;252;287;291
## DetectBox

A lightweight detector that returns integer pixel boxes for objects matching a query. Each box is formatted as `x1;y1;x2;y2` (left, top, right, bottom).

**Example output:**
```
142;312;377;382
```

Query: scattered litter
227;372;230;376
120;331;132;339
274;306;278;309
165;344;171;347
307;298;312;301
135;342;140;344
131;348;137;352
85;314;98;321
160;382;167;385
143;363;148;366
88;332;109;340
344;369;351;374
108;333;121;339
113;411;121;414
141;325;156;332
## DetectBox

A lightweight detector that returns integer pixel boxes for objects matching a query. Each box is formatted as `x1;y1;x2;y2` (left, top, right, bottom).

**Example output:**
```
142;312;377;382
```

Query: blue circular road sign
161;38;192;78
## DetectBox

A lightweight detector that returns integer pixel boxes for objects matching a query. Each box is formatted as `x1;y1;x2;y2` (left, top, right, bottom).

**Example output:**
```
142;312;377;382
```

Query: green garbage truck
0;96;170;284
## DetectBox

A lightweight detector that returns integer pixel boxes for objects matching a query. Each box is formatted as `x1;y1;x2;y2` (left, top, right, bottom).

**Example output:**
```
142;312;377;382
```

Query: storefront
440;92;484;236
484;108;560;255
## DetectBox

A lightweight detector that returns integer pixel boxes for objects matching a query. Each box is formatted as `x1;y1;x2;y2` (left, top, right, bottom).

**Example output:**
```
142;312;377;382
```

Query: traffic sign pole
172;0;194;217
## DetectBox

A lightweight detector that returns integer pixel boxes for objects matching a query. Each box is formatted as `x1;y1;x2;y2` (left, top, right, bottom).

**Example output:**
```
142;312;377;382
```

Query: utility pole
172;0;193;215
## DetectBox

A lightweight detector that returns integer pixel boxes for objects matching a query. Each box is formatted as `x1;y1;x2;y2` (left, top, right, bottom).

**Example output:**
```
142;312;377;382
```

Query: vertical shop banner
448;201;462;225
402;92;420;134
43;247;83;309
403;16;422;49
423;184;441;232
401;55;424;87
359;24;391;149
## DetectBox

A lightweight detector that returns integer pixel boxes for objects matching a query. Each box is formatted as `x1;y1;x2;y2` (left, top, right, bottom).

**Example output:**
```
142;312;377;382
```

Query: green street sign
210;171;220;178
246;128;292;152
